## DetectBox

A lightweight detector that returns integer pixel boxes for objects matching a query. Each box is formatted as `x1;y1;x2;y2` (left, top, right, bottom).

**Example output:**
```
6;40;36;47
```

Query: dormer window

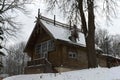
69;25;79;42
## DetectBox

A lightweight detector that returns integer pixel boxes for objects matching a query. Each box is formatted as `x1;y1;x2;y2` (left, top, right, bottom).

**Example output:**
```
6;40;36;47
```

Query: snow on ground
3;66;120;80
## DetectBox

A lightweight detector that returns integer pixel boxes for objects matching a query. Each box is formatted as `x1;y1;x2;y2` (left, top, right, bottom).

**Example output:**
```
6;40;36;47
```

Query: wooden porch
27;58;46;67
24;58;58;74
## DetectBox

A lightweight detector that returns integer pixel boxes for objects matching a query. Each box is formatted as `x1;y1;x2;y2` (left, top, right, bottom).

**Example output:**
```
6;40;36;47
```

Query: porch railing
27;58;46;66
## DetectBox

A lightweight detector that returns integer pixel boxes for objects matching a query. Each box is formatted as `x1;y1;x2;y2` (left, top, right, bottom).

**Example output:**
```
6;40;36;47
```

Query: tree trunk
78;0;98;68
87;0;97;68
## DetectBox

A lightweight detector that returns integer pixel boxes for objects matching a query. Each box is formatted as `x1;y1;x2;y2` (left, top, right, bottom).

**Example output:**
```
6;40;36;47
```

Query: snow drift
3;66;120;80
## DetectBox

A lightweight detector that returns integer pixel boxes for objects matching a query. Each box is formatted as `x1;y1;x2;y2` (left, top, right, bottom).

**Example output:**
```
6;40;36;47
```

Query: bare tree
4;42;29;75
0;0;32;73
95;28;113;55
95;28;120;57
111;35;120;57
44;0;118;68
0;0;32;43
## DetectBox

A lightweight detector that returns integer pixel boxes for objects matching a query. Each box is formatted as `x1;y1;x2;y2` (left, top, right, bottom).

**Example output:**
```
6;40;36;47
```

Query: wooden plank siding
60;45;88;69
97;55;107;67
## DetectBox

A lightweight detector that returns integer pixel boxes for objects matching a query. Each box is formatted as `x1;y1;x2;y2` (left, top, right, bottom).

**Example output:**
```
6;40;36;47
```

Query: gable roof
24;16;101;52
40;16;86;47
40;16;102;50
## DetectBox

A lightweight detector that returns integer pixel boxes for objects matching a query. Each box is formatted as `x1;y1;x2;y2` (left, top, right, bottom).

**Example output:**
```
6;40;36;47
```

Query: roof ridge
39;16;82;32
40;16;70;28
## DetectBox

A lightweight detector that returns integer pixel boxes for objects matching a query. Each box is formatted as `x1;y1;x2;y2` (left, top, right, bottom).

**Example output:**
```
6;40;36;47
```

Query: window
68;51;77;59
48;40;54;51
41;51;48;58
35;45;41;54
35;40;55;58
41;42;47;53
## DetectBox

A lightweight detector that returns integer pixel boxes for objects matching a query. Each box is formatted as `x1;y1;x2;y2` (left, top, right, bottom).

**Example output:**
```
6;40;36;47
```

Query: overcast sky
15;0;120;44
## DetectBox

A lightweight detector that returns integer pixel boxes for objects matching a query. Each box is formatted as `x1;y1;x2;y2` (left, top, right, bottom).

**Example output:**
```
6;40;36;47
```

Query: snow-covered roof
40;17;86;47
40;16;101;50
102;54;120;60
24;16;101;52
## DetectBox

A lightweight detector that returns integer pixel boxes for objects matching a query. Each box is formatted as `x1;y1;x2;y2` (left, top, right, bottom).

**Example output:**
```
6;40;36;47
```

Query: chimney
69;20;72;30
38;9;41;18
54;15;56;25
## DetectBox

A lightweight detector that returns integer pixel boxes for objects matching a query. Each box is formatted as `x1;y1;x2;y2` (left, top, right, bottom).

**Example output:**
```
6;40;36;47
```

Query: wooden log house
24;13;120;74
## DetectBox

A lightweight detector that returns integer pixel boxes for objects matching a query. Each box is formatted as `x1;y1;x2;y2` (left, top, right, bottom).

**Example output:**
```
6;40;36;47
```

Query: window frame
68;48;78;59
35;39;55;58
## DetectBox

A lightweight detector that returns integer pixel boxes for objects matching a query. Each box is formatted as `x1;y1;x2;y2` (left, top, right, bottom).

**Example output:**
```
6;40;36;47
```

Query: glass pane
48;40;54;51
68;51;77;58
41;42;47;53
35;45;41;54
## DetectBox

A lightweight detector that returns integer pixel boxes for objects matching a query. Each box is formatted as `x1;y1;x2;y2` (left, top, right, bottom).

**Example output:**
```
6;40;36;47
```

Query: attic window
35;40;55;56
